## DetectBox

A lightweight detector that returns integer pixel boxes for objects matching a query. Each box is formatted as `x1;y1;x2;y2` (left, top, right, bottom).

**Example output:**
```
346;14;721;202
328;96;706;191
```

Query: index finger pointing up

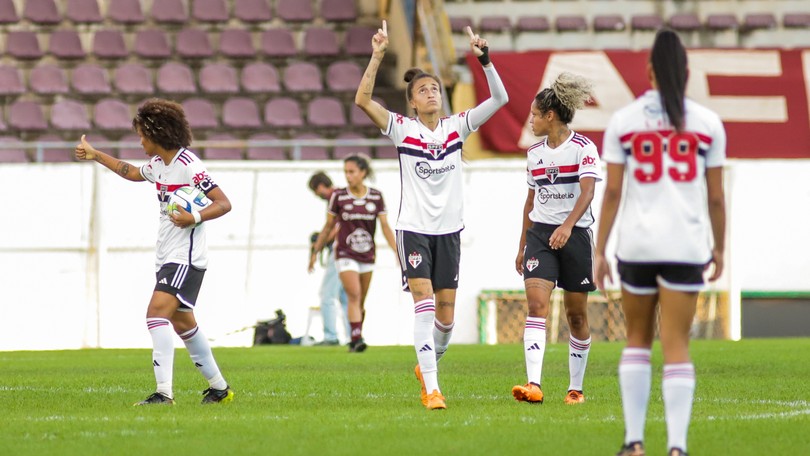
466;26;476;40
382;19;387;35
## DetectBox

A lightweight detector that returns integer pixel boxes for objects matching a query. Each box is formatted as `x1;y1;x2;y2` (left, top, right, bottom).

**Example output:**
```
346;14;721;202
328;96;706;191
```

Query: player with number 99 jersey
601;90;726;264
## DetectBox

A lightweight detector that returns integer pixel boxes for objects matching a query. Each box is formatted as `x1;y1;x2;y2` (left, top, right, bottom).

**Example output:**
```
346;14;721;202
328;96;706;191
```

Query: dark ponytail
650;29;688;131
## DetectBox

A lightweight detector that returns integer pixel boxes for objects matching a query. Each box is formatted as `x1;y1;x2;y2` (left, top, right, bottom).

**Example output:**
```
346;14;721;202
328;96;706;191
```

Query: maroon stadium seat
0;137;28;163
6;31;44;59
156;62;196;94
108;0;144;24
0;65;25;95
241;62;280;93
264;97;303;127
594;15;625;32
246;133;286;160
220;29;256;58
260;28;298;58
334;132;371;160
30;64;69;95
303;27;340;57
118;133;144;159
556;15;587;32
36;134;74;162
631;14;664;31
326;60;362;92
176;28;214;58
94;98;131;131
706;14;738;31
448;16;473;34
151;0;187;24
199;62;239;94
93;29;128;59
516;16;550;32
783;13;810;28
134;29;171;59
234;0;272;23
203;133;243;160
72;64;111;95
375;144;398;159
223;97;262;129
66;0;102;23
321;0;357;22
10;101;47;130
307;97;346;127
49;30;86;59
182;98;219;129
669;13;702;32
113;63;153;95
23;0;60;25
51;99;91;131
479;16;511;33
192;0;229;23
344;26;375;56
0;0;19;24
743;13;777;30
277;0;314;22
283;61;322;92
350;97;388;127
294;133;329;160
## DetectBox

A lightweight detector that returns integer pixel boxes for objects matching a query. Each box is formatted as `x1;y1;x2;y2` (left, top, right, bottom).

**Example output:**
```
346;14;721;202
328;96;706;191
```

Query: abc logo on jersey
415;161;456;179
537;187;574;204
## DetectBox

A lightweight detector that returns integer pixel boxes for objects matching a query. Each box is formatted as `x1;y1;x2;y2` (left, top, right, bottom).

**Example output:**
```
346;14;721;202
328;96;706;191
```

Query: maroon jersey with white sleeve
602;90;726;264
328;187;387;264
139;148;218;271
526;131;601;227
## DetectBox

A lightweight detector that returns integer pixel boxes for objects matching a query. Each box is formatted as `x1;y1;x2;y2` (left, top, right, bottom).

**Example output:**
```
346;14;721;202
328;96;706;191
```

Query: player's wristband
192;211;202;224
477;46;490;66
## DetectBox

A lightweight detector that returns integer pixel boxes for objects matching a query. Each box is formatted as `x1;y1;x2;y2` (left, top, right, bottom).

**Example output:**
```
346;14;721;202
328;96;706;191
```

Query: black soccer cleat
201;386;234;404
134;392;175;406
668;448;688;456
616;441;645;456
348;338;367;353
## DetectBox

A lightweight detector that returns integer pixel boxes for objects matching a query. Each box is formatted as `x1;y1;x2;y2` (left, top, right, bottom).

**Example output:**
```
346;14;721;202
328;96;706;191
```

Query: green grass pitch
2;339;808;455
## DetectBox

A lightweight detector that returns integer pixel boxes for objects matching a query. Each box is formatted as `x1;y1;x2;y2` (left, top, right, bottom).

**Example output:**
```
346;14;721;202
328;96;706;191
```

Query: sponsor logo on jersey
408;252;422;268
545;167;559;183
526;257;539;272
342;212;375;221
365;202;376;212
537;187;575;204
581;155;596;166
415;161;456;179
347;228;373;253
344;204;354;211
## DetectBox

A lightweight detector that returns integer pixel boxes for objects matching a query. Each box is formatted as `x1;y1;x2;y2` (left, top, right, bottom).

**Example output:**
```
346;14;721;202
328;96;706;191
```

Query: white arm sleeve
466;65;509;131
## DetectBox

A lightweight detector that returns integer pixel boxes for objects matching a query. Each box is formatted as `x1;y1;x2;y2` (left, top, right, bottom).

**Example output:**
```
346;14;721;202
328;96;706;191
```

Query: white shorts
336;257;374;274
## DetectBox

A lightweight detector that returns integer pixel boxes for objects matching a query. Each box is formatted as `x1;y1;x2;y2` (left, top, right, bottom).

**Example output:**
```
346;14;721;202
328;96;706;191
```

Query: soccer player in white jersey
74;99;235;406
355;21;508;410
594;29;726;456
511;73;600;406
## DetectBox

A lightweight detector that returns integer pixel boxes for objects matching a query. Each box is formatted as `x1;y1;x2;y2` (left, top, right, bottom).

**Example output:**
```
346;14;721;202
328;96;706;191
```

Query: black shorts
523;223;596;292
155;263;206;310
397;230;461;291
617;260;706;295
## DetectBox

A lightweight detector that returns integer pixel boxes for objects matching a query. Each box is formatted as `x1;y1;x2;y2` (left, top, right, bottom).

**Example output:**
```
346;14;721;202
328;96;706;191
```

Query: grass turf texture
2;339;808;455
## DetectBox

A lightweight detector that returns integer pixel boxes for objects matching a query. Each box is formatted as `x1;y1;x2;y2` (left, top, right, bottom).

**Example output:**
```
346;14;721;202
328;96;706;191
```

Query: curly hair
132;98;192;150
534;72;594;124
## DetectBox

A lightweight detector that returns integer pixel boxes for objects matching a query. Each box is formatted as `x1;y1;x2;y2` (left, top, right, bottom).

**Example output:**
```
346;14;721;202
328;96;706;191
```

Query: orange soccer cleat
414;364;428;406
564;389;585;404
425;390;446;410
511;383;544;404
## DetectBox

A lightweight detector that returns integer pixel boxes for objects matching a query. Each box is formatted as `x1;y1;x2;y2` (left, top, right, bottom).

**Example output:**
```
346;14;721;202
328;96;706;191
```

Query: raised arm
354;20;390;130
74;134;144;182
465;26;509;130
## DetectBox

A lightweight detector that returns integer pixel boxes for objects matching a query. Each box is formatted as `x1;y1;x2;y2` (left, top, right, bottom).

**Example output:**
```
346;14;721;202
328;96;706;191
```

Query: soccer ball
167;186;211;225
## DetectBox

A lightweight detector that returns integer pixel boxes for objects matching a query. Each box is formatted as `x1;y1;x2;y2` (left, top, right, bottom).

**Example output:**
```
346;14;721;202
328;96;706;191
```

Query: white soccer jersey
602;90;726;264
140;148;218;271
383;110;474;234
526;131;602;227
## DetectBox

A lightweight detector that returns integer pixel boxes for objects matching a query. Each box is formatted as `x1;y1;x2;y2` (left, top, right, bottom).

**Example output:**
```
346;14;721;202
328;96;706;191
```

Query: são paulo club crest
526;257;539;272
408;251;422;268
545;167;559;184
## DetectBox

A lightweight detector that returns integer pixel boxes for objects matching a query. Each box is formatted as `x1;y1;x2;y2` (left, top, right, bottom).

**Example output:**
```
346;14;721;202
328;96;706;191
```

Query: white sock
663;363;695;452
523;316;546;385
147;318;174;397
180;326;228;390
433;319;454;363
414;299;439;393
619;348;652;445
568;335;591;391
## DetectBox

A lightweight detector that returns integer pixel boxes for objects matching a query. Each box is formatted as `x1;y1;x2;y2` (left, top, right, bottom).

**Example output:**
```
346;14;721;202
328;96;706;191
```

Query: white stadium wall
1;158;809;350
